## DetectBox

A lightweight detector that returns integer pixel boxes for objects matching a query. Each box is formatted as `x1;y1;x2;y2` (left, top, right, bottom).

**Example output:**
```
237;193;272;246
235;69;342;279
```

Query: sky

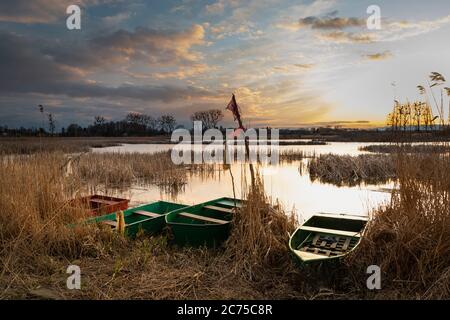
1;0;450;129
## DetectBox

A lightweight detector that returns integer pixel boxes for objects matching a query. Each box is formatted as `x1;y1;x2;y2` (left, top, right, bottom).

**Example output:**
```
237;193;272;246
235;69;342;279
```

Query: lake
93;141;393;221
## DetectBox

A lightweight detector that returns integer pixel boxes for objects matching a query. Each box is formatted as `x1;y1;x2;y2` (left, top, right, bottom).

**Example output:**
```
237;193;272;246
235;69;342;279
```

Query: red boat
69;195;130;216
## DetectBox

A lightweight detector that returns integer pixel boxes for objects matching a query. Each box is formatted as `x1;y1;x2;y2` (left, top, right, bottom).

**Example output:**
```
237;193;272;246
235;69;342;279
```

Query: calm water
93;141;393;221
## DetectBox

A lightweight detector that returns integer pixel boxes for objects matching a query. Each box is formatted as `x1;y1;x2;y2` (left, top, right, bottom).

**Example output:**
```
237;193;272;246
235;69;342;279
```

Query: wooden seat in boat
134;210;160;218
178;212;228;225
203;205;234;214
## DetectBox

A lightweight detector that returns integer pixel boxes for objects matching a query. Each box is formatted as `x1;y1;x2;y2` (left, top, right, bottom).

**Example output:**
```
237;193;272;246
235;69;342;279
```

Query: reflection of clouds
104;142;392;219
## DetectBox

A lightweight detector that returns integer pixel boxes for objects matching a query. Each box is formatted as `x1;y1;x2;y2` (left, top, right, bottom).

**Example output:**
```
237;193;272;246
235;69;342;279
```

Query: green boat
165;197;244;247
289;213;369;265
89;201;187;238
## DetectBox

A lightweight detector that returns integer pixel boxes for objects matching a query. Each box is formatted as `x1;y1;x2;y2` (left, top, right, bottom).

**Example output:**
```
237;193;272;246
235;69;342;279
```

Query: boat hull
166;197;243;247
90;201;187;237
69;194;129;216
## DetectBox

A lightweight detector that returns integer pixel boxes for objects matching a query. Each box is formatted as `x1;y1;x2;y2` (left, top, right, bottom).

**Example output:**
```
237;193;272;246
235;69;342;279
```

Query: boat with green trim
89;200;187;237
165;197;243;247
289;213;368;265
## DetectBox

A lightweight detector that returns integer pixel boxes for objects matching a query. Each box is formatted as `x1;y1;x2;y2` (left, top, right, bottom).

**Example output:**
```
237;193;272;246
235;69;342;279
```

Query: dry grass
279;149;316;162
360;144;450;154
344;153;450;298
74;151;221;191
0;154;305;299
1;145;449;300
0;137;170;155
307;154;396;186
0;153;126;299
222;176;298;282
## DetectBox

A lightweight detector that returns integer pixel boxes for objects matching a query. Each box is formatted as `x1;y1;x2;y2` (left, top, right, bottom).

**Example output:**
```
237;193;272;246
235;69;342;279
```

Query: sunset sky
1;0;450;129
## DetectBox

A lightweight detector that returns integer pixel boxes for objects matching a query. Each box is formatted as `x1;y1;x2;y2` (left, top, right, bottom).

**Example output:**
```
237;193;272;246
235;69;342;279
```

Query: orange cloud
363;51;393;61
317;31;375;43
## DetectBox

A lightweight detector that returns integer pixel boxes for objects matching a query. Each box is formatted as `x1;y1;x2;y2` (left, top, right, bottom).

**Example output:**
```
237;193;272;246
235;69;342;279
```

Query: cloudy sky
1;0;450;129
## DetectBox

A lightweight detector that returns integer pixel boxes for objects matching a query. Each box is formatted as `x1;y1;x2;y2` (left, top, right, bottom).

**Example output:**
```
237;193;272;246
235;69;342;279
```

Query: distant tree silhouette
191;109;224;130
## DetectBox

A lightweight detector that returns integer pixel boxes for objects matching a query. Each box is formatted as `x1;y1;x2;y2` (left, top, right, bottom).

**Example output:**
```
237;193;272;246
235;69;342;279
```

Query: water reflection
93;142;393;220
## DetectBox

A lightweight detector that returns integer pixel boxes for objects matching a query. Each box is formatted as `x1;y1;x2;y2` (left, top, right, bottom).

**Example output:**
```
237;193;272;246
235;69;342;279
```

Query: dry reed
345;153;450;298
279;149;316;162
72;151;222;194
308;154;396;186
223;175;298;281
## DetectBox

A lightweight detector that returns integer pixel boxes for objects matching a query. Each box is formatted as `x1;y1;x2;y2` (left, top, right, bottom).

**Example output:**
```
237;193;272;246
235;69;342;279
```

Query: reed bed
345;153;450;299
0;153;125;298
222;176;298;281
308;154;396;186
360;144;450;154
279;149;316;162
72;151;222;193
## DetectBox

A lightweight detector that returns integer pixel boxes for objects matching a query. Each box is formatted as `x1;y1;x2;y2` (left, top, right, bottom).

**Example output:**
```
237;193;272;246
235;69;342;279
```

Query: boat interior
100;207;164;228
293;214;368;258
173;198;242;225
297;232;360;257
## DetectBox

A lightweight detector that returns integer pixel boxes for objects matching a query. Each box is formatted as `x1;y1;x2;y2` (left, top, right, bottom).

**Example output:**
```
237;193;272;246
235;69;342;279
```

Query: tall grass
0;153;123;294
346;153;450;298
223;175;298;281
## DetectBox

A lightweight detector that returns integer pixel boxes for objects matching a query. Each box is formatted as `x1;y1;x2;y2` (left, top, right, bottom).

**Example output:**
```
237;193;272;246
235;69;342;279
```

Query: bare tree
94;116;106;126
413;102;422;132
48;113;55;136
191;109;224;129
158;114;176;133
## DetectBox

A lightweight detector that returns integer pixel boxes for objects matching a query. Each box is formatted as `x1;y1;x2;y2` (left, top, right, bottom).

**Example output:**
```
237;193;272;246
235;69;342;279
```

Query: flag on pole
226;94;245;131
226;94;239;121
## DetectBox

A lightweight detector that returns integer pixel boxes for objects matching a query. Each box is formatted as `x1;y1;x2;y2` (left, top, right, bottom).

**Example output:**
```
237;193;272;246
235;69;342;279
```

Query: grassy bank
0;137;171;154
0;150;449;299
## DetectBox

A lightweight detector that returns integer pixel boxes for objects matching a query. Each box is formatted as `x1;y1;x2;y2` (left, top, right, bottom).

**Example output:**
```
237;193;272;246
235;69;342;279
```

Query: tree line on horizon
0;108;226;137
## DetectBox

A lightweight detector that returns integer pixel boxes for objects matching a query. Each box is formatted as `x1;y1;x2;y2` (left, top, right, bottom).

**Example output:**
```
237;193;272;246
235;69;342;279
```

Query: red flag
226;94;245;131
226;94;239;121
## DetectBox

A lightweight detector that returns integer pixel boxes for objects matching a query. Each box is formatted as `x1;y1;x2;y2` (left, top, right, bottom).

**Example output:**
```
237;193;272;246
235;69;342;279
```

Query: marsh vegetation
0;138;448;299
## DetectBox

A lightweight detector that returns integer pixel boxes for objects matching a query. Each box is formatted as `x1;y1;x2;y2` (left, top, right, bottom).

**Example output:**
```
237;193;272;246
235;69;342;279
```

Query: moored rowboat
165;197;243;247
90;200;187;237
289;213;368;265
69;194;130;216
